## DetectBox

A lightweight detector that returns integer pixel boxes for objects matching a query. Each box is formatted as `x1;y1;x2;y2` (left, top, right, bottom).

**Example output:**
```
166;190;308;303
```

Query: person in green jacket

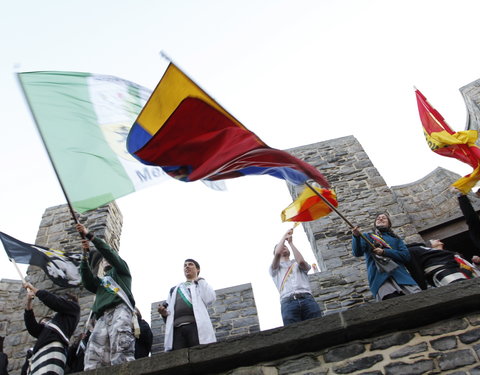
76;223;136;370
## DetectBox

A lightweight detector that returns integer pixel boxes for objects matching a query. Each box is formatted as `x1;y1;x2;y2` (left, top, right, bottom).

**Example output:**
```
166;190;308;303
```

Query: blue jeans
280;294;322;325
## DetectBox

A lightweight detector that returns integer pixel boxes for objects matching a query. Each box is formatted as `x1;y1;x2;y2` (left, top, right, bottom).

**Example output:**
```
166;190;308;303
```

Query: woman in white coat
158;259;216;351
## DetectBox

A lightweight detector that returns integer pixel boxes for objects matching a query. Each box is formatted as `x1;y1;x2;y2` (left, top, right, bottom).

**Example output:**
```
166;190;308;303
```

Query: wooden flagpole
10;258;26;284
304;181;376;249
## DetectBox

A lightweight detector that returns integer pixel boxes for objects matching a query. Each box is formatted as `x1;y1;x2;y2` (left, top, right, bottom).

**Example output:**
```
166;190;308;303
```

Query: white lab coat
163;279;216;351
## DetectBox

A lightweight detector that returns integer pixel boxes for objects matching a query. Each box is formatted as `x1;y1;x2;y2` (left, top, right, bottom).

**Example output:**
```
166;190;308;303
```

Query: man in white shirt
270;228;322;325
158;259;216;351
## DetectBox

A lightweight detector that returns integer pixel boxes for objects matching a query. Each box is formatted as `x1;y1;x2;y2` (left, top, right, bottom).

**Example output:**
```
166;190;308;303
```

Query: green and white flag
18;71;169;213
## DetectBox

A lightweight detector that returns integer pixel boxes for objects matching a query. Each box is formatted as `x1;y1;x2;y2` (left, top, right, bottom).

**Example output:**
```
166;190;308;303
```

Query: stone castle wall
391;167;480;232
2;135;480;374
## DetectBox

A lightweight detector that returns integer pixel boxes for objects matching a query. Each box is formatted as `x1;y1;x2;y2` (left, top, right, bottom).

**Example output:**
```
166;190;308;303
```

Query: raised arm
23;282;79;315
351;226;367;257
288;233;310;272
272;229;293;270
76;223;130;276
79;239;100;293
23;286;43;338
37;290;79;315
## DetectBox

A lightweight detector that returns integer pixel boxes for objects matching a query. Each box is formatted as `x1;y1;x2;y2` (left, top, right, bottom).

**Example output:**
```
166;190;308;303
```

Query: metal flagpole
304;181;376;249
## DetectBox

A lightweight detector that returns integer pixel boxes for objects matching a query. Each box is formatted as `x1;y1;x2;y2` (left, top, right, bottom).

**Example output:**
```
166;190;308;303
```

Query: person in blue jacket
352;213;420;301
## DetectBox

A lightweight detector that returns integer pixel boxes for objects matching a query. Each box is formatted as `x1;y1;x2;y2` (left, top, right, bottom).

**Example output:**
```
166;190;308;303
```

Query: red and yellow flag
281;186;338;222
415;89;480;193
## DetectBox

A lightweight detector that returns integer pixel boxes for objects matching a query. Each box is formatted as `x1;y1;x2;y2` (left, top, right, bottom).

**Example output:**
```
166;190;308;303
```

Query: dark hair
185;258;200;269
273;243;289;255
64;292;78;303
185;259;200;276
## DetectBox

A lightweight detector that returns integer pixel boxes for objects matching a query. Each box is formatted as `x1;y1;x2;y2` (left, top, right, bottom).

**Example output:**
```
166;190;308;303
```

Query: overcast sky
1;0;479;330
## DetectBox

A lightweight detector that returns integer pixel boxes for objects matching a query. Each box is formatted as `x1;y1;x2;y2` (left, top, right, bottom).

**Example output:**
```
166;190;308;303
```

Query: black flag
0;231;81;287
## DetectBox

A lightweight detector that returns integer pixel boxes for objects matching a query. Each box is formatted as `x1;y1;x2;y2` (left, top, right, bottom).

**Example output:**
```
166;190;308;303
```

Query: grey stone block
333;354;383;374
430;336;457;351
459;327;480;344
390;342;428;359
277;355;320;375
419;318;468;336
324;343;365;362
384;359;435;375
370;332;414;351
438;349;476;371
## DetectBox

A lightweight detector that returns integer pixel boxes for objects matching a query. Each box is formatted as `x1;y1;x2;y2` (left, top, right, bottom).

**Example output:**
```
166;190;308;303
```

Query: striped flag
281;185;337;222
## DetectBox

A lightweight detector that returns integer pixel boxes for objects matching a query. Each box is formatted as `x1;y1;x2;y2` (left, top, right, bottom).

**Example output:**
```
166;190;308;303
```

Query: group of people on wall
352;188;480;302
2;188;479;375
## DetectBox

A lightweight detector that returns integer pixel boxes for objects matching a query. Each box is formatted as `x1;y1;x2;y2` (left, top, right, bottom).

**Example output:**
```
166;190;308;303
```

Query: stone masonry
0;202;122;374
391;166;480;233
151;283;260;353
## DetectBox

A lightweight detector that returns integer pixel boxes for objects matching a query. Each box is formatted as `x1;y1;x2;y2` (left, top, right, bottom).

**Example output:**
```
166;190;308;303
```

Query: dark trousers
458;195;480;252
382;291;404;300
172;323;199;350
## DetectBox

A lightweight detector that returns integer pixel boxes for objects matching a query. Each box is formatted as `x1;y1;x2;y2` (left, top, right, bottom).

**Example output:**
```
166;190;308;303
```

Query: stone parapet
79;277;480;375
